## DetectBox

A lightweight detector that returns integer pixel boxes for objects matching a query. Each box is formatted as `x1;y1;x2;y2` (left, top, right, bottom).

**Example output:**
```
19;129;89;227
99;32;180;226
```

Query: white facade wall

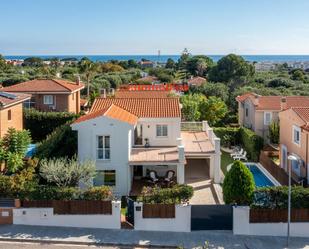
233;206;309;238
137;118;181;147
134;202;191;232
72;116;134;196
13;201;121;229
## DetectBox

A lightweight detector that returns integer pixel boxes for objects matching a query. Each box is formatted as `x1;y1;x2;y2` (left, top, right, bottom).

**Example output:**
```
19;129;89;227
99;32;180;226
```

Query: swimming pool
245;163;275;187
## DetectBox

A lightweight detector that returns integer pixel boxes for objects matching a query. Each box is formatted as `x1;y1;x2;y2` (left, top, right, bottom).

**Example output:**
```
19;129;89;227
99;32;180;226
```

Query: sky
1;0;309;55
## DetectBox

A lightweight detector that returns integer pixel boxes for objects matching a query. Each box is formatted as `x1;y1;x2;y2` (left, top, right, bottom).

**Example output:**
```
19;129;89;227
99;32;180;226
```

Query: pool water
245;163;274;187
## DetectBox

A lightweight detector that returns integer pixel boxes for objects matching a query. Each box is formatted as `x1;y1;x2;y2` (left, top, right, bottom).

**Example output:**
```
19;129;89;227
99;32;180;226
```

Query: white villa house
71;97;221;196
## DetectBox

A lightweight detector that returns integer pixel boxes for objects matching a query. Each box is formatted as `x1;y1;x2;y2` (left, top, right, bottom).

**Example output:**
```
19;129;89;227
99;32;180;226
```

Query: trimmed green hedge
24;108;79;142
213;127;240;148
252;186;309;209
35;124;77;159
214;127;263;161
239;127;264;161
137;184;193;204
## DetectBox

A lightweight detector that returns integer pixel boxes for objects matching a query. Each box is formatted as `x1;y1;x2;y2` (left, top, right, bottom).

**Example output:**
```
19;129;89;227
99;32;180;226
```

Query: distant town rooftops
2;79;84;93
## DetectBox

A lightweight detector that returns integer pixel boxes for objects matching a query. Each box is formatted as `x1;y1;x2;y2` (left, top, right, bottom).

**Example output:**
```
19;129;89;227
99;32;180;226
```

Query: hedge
137;184;193;204
214;127;263;161
213;127;240;148
35;124;77;159
252;186;309;209
239;127;264;161
24;108;79;142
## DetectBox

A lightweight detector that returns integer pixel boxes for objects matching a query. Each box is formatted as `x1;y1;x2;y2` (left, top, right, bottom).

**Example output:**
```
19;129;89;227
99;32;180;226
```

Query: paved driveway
185;159;223;204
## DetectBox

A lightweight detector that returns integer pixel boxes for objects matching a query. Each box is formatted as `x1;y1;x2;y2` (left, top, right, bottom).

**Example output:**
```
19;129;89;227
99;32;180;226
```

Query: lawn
221;150;234;175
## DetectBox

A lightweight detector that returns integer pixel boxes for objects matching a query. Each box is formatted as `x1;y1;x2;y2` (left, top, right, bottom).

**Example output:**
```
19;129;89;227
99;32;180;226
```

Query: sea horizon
4;54;309;63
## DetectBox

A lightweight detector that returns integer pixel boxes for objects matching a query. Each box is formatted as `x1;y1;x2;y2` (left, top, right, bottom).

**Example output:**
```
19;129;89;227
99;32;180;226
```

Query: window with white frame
293;126;301;146
43;95;53;105
156;124;168;137
97;135;110;159
264;112;272;125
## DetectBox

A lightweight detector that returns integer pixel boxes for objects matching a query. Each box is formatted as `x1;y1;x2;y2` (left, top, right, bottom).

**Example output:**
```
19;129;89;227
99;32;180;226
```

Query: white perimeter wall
233;206;309;238
13;201;121;229
134;202;191;232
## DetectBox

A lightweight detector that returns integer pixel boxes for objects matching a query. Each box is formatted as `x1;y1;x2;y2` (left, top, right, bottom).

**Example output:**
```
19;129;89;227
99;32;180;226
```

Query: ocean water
4;54;309;63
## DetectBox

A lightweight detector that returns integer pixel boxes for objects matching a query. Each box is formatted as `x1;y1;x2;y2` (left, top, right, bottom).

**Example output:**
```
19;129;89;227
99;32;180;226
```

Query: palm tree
79;59;99;98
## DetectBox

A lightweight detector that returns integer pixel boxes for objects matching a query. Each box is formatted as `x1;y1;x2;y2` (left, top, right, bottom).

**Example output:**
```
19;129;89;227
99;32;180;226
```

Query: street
0;241;157;249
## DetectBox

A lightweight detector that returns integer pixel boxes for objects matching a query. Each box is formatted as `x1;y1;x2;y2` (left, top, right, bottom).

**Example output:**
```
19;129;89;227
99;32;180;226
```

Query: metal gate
191;205;233;230
126;197;135;226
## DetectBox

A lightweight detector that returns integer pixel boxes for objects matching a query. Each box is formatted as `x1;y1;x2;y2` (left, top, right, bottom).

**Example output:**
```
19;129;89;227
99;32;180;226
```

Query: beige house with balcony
279;107;309;184
236;93;309;141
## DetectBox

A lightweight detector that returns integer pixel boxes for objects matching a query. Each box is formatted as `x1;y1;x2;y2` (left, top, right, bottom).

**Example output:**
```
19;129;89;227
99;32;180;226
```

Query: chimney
76;75;81;85
100;88;106;98
252;93;259;106
281;97;287;110
111;88;115;96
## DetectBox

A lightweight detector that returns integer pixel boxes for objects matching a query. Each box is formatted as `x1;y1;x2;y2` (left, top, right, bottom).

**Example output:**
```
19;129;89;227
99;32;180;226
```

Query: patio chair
164;170;176;187
230;148;243;157
233;151;248;161
149;170;159;184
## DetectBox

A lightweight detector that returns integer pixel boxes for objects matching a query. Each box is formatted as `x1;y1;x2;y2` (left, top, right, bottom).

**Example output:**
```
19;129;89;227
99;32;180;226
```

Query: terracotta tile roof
292;107;309;123
2;79;84;93
73;104;138;125
114;90;171;98
0;92;30;108
236;93;309;110
188;77;207;86
90;98;181;118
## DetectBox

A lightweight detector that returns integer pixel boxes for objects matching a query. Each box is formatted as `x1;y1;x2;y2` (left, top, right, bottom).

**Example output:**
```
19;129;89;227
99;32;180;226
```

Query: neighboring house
71;97;221;196
236;93;309;140
188;76;207;87
279;107;309;184
2;79;84;113
138;60;155;68
136;76;160;84
0;91;30;137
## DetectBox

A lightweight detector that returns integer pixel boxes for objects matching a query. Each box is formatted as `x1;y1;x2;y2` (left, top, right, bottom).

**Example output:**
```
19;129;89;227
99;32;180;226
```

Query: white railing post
202;121;208;132
208;128;213;144
178;145;185;163
214;137;221;183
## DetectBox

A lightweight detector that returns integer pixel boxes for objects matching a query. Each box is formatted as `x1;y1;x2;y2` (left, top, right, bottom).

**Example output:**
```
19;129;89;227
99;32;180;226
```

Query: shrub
213;127;240;147
223;161;255;205
26;186;81;200
35;124;77;158
239;127;264;161
82;186;113;200
0;128;31;174
39;156;96;187
252;186;309;209
268;122;280;144
24;108;79;142
137;184;193;204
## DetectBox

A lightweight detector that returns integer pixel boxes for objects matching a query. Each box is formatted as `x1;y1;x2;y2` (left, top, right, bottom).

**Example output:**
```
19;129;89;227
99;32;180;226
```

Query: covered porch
128;146;185;196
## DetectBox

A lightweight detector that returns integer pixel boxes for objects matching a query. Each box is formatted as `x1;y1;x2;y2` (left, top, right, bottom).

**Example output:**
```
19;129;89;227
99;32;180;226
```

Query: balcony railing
180;122;203;131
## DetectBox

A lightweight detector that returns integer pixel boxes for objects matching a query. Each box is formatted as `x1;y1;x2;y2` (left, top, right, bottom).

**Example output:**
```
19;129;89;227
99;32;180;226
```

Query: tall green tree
79;59;99;98
208;54;255;90
223;160;255;205
186;55;214;76
165;58;176;69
